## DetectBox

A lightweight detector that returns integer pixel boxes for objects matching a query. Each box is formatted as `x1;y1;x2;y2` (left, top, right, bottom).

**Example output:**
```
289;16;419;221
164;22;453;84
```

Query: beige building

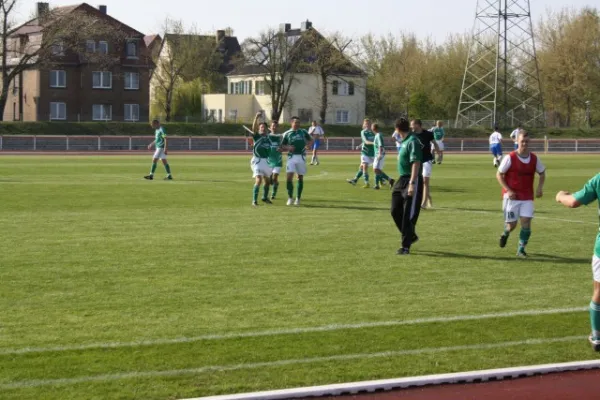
201;21;366;125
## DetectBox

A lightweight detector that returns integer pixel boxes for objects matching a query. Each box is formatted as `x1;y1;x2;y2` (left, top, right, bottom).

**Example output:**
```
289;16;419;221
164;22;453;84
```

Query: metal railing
1;136;599;153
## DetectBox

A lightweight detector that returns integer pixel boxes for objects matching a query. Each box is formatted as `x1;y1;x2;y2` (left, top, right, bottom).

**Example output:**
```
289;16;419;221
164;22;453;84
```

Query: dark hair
259;122;268;128
372;123;379;131
312;120;317;124
152;119;160;124
271;120;279;125
395;118;410;132
291;116;300;121
411;119;422;127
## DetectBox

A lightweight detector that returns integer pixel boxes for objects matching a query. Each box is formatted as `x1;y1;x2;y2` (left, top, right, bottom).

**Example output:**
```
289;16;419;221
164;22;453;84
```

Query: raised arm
252;112;261;133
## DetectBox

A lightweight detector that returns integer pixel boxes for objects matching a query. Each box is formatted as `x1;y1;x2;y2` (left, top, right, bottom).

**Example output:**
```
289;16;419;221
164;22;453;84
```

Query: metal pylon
455;0;545;129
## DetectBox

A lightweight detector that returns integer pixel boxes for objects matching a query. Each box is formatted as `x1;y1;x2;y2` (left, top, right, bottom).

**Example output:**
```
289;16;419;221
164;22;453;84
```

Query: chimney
279;23;291;33
216;30;225;42
98;5;107;14
37;2;49;20
301;20;312;31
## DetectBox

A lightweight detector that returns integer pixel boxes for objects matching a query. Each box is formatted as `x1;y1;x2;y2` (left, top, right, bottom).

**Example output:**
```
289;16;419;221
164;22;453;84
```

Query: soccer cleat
261;198;273;204
346;179;357;186
432;160;436;164
310;162;315;165
516;248;528;257
316;161;320;165
499;234;508;248
164;175;173;180
144;175;153;180
286;198;293;206
396;248;410;255
374;185;380;190
252;201;258;207
294;198;300;206
589;335;600;352
363;183;371;189
271;195;276;200
389;179;395;190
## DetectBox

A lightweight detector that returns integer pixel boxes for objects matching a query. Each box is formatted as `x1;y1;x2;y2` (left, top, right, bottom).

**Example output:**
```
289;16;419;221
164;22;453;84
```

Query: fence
1;136;600;153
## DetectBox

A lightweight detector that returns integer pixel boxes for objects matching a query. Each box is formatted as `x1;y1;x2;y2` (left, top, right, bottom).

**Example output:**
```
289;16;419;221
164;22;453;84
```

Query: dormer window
86;40;96;53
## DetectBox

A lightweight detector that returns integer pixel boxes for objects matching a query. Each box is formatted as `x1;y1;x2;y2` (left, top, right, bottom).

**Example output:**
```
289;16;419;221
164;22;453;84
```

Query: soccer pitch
1;154;599;400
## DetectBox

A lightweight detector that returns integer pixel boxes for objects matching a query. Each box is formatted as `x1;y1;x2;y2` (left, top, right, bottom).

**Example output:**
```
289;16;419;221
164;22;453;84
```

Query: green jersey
432;127;445;141
373;133;385;158
573;173;600;257
397;133;423;177
155;127;166;148
281;129;312;157
252;133;271;159
361;129;375;157
268;134;283;167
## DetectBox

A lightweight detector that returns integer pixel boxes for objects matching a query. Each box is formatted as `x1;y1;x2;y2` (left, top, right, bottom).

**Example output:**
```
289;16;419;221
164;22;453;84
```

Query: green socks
253;185;259;203
381;172;390;182
519;228;531;250
364;173;369;183
297;181;304;199
273;182;279;197
263;185;269;200
164;163;171;175
150;162;157;175
591;301;600;339
375;175;380;186
354;169;363;181
287;181;294;198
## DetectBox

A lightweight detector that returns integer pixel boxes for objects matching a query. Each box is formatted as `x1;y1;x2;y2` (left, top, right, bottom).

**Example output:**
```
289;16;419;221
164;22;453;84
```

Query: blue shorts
312;139;320;150
490;143;502;157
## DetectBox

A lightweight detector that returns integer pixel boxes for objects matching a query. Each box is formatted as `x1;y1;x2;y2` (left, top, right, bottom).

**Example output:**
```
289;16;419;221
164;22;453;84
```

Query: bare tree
242;28;303;121
0;1;128;121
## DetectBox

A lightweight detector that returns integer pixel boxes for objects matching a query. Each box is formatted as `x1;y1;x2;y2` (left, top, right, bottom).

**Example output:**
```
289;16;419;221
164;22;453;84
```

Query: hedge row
0;122;598;138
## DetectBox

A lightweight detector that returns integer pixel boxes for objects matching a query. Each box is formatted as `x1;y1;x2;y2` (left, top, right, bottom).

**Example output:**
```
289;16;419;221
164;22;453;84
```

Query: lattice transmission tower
455;0;545;128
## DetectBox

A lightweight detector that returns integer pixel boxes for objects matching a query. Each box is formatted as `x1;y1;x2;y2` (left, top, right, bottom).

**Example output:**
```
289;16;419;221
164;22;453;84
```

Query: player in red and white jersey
496;130;546;257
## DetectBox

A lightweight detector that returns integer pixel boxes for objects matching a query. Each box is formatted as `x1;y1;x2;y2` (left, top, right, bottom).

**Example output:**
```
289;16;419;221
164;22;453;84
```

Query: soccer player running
391;118;423;255
489;126;503;167
266;120;283;200
347;119;375;188
412;119;440;209
281;116;313;206
144;119;173;180
556;174;600;351
308;120;324;166
249;113;274;207
372;123;394;190
496;130;545;257
510;124;521;150
431;120;445;164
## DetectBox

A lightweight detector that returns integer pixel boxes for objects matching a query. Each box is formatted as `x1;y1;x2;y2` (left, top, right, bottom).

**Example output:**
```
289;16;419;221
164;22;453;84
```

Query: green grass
1;154;599;400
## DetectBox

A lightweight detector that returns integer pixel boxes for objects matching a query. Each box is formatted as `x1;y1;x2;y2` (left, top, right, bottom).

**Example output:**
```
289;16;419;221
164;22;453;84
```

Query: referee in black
391;118;423;255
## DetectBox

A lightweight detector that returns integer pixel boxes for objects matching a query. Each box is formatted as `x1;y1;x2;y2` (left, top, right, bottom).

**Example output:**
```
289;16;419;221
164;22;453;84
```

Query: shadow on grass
435;186;468;193
417;250;589;265
303;204;389;212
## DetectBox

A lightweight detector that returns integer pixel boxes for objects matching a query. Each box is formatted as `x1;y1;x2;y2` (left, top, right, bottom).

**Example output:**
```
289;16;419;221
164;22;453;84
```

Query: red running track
318;369;600;400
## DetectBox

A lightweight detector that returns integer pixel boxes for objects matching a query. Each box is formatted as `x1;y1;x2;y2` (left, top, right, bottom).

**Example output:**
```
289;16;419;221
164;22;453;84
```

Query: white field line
0;307;586;356
0;335;586;390
436;206;597;226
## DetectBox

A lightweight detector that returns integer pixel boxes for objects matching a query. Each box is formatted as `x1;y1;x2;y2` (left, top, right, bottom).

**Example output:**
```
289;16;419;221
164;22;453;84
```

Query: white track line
436;206;596;225
0;307;586;356
0;336;586;390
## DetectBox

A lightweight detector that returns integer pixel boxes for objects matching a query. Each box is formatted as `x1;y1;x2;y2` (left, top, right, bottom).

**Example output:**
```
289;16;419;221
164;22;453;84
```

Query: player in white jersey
308;121;324;165
489;126;503;167
510;125;521;150
392;130;402;157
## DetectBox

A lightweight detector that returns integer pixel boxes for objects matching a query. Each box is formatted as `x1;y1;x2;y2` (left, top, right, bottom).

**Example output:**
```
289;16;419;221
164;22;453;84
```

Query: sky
16;0;597;42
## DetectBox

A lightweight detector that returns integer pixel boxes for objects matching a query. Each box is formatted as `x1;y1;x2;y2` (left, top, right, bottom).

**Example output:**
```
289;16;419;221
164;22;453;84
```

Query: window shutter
332;80;338;95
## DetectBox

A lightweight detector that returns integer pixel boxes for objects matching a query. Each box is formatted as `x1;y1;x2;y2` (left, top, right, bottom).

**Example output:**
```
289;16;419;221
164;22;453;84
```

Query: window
86;40;95;53
348;81;355;96
335;110;350;124
332;81;355;96
50;70;66;88
92;71;112;89
12;74;19;95
298;108;313;123
248;80;252;95
99;41;108;54
126;40;137;58
124;72;139;90
50;102;66;120
51;41;64;56
93;104;112;120
229;82;234;94
332;80;338;95
255;81;265;95
228;109;238;122
124;104;139;121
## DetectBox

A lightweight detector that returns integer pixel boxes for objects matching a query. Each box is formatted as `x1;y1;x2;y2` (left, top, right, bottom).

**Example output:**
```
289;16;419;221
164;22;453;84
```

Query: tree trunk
319;73;328;124
0;91;7;122
165;89;173;122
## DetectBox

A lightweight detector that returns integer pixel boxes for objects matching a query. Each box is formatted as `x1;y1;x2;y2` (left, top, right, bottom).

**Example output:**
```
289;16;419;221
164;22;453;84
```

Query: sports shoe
310;162;315;165
271;195;276;200
426;198;433;208
144;175;153;180
346;179;357;186
363;183;371;189
389;179;395;190
517;248;528;257
316;161;320;165
499;234;508;248
294;198;300;206
261;198;273;204
164;175;173;180
432;160;437;164
252;201;258;207
286;198;293;206
589;335;600;352
374;185;380;190
396;248;410;255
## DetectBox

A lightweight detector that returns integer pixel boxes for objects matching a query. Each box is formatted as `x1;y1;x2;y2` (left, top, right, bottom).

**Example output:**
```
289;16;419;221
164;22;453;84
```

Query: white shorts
435;140;444;151
272;167;281;175
153;148;167;160
251;157;272;178
503;199;534;222
593;256;600;282
373;157;385;170
422;161;432;178
361;155;374;165
286;155;307;176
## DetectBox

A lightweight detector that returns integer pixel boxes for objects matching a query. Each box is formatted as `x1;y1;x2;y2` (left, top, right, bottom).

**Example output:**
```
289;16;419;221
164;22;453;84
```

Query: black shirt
416;130;435;163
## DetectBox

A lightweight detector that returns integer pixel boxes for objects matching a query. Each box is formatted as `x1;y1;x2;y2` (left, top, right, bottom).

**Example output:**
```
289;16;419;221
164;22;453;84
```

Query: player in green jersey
144;119;173;180
431;120;445;164
249;112;273;206
265;120;283;200
556;174;600;351
347;119;376;188
372;123;394;190
281;116;313;206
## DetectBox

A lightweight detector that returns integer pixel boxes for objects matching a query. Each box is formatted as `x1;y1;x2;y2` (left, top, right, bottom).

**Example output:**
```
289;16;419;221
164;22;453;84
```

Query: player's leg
271;170;280;200
294;159;307;205
390;178;407;253
286;157;296;206
421;162;432;208
438;141;444;164
145;148;164;179
261;163;273;204
410;177;424;239
362;160;371;188
400;178;420;253
589;261;600;350
161;157;172;180
374;167;381;189
252;175;263;207
347;161;364;185
500;199;519;248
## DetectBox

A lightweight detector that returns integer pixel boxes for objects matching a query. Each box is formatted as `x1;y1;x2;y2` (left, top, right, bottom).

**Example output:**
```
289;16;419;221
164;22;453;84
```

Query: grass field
1;154;599;400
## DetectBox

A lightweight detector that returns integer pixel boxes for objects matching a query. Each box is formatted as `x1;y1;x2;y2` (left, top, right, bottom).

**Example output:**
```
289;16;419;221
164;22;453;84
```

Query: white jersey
308;126;324;137
510;129;520;143
489;132;503;145
498;153;545;174
392;132;402;148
